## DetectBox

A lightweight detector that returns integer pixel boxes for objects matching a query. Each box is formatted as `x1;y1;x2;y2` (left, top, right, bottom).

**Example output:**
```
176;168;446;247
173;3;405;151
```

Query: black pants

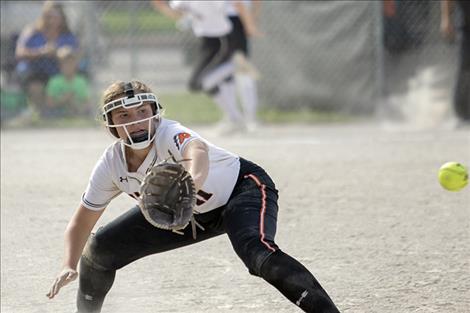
188;35;233;93
228;16;249;56
454;30;470;121
78;158;340;313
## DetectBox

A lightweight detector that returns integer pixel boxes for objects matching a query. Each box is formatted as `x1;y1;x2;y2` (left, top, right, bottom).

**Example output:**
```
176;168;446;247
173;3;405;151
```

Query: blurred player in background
441;0;470;126
46;80;340;313
153;0;245;134
227;0;263;131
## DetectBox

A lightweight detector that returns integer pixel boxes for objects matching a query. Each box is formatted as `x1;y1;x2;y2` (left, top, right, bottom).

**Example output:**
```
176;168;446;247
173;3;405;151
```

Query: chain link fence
380;0;459;127
0;0;461;124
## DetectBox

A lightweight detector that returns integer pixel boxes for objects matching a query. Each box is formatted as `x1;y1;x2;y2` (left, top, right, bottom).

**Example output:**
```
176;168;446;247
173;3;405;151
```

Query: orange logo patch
178;132;191;144
173;132;191;149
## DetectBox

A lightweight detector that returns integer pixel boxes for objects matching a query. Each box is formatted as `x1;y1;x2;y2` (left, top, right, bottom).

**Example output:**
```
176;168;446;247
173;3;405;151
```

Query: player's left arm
252;0;262;23
234;1;263;37
181;139;209;191
440;0;455;40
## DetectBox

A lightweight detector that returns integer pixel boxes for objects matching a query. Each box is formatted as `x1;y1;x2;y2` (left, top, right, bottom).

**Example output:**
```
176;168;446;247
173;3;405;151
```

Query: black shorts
228;16;249;56
85;158;279;276
17;58;57;87
189;35;234;92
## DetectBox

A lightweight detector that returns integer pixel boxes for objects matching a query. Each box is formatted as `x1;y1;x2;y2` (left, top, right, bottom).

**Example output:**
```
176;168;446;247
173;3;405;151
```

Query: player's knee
231;232;277;277
78;253;116;312
223;75;234;83
189;79;219;95
259;249;286;283
82;232;117;271
206;86;219;95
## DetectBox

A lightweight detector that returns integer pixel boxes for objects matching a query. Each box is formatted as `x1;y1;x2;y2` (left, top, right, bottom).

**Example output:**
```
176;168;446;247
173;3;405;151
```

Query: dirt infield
1;123;469;313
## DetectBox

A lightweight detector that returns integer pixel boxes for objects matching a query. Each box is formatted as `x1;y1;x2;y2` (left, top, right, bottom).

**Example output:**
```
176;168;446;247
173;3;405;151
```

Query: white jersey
81;119;240;214
170;0;232;37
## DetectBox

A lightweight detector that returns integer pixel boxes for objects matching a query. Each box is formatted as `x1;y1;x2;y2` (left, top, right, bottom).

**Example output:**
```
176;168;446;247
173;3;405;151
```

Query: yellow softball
438;162;468;191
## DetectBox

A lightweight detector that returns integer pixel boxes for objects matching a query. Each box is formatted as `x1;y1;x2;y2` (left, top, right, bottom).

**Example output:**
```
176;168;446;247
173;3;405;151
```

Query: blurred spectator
15;0;79;114
441;0;470;125
45;47;90;118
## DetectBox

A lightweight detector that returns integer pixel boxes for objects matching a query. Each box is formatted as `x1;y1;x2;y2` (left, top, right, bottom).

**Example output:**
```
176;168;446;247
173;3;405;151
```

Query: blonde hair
36;1;71;34
56;46;76;62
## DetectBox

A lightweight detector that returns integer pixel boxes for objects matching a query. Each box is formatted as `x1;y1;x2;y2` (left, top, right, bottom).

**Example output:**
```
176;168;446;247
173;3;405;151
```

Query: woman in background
15;0;79;117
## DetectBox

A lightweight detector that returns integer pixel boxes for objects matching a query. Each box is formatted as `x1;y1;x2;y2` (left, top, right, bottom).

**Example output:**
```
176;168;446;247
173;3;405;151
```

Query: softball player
153;0;245;131
46;80;340;313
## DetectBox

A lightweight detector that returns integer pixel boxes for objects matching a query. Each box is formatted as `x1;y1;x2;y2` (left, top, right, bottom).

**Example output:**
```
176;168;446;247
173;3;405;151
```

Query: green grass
159;92;222;124
101;10;176;34
2;92;355;129
159;92;354;125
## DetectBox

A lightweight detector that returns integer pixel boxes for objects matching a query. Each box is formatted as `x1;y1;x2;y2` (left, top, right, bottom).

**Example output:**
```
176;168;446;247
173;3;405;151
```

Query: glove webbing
171;216;205;240
164;157;205;240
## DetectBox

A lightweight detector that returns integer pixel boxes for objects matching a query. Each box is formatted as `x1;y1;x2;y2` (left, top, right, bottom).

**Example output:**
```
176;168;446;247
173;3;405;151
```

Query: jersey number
196;190;213;206
128;192;140;200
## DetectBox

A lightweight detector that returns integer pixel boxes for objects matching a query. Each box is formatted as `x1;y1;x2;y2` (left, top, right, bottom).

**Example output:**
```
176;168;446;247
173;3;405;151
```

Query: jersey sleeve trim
81;193;108;211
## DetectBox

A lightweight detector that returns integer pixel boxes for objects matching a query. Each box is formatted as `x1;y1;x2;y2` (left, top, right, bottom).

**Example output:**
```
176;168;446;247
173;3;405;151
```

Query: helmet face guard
102;85;162;150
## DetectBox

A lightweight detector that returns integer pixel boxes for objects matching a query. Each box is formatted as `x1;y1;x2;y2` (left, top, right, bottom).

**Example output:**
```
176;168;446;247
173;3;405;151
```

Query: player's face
110;102;155;141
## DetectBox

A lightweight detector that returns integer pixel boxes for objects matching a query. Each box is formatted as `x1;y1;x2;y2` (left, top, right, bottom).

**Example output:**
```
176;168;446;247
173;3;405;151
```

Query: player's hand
46;267;78;299
41;42;57;56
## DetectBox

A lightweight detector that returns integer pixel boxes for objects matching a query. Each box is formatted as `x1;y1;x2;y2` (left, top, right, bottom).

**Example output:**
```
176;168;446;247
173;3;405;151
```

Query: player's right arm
152;0;183;20
440;0;455;40
47;151;118;299
15;28;57;60
47;204;105;299
63;204;105;271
